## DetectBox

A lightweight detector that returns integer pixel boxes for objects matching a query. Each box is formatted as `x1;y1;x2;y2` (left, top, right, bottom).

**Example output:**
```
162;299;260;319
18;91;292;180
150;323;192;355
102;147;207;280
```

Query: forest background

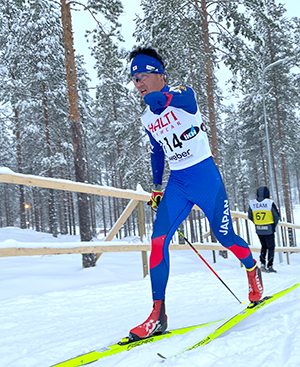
0;0;299;267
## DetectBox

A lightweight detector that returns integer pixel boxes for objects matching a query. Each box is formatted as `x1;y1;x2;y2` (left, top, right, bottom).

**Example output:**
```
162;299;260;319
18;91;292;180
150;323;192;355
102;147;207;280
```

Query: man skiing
128;47;263;341
248;186;280;273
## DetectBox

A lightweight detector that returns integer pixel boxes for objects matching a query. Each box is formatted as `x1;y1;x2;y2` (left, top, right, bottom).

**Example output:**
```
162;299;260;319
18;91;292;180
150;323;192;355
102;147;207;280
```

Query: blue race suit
142;85;255;300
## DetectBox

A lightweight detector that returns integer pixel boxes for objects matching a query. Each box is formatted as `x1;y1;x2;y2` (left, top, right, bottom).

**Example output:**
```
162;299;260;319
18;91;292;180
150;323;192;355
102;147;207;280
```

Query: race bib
142;106;211;170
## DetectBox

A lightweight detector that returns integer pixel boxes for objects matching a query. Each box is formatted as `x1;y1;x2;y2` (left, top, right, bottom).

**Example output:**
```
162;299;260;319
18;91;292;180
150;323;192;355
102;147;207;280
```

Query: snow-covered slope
0;226;299;367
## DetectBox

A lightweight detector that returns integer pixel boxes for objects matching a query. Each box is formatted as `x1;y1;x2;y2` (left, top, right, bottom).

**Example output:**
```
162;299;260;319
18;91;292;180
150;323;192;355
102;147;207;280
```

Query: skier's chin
140;90;148;97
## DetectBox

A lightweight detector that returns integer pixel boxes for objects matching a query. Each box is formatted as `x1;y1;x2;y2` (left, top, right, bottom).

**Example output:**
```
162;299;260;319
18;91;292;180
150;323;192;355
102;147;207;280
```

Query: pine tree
0;0;69;232
231;0;299;244
91;30;151;236
133;0;267;168
60;0;125;260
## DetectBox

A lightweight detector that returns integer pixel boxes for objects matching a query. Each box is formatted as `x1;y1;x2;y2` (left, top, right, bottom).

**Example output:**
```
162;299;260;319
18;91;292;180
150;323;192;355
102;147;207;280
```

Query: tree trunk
295;166;300;204
99;173;107;236
178;222;185;244
270;139;281;213
198;210;203;243
188;43;196;90
60;168;69;236
61;0;93;266
32;188;40;232
15;109;26;229
67;191;73;235
200;0;219;166
188;211;196;243
60;191;67;235
108;196;113;232
4;184;13;226
260;142;268;185
272;74;294;246
267;29;293;245
38;191;46;232
43;82;58;237
90;195;97;237
0;203;2;227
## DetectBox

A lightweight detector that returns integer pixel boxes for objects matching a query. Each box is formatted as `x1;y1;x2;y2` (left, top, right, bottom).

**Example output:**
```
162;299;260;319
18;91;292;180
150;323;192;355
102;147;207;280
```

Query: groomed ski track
0;227;299;367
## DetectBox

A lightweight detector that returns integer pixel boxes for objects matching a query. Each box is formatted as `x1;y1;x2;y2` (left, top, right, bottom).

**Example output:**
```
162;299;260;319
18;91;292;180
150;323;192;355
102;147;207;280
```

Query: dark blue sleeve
145;128;165;185
144;86;197;115
272;203;280;226
248;206;253;222
166;86;197;114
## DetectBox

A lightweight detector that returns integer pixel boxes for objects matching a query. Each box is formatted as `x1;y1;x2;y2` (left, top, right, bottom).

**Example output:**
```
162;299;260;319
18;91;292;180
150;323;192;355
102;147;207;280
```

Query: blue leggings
150;157;254;300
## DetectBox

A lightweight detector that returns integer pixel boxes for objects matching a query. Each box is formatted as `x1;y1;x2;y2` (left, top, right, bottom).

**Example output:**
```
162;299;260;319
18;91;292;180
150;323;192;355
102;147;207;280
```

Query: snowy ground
0;220;299;367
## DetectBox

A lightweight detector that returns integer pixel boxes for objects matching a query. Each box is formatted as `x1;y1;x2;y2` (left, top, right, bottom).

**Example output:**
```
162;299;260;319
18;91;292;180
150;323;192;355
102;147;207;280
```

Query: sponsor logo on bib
180;125;199;141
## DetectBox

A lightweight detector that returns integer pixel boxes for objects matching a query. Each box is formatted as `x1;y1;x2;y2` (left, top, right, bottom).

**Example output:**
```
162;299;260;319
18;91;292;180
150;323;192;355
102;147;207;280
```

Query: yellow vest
249;198;274;225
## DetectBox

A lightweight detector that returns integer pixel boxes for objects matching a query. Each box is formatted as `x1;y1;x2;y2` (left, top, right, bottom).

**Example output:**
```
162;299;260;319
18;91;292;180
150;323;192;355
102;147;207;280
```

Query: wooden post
95;199;139;262
138;201;148;277
236;217;240;237
283;217;288;246
245;218;251;246
234;204;243;267
283;217;289;264
212;250;216;263
234;204;241;237
286;251;290;265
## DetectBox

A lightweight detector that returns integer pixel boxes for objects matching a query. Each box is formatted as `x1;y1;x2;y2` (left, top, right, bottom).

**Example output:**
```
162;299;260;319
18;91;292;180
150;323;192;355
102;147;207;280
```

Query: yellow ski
50;318;224;366
158;283;299;359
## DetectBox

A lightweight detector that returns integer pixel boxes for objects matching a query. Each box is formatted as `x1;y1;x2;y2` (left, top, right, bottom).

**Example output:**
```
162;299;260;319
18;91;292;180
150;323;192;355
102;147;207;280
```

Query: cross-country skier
128;47;263;341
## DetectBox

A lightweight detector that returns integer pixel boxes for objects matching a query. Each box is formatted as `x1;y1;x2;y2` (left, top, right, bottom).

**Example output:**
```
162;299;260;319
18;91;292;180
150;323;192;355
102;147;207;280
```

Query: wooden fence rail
1;243;299;258
1;169;300;276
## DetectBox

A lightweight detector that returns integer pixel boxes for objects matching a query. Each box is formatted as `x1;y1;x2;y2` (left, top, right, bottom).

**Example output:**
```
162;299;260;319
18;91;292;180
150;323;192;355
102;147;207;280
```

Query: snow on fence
1;168;299;277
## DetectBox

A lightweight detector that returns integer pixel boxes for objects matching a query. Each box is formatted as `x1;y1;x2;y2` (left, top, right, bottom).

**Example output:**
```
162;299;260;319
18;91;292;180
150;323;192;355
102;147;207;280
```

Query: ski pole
148;203;244;304
176;229;244;304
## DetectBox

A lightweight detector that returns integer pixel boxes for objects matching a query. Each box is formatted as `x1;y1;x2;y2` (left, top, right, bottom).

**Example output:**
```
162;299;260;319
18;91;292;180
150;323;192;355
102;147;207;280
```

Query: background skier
248;186;280;273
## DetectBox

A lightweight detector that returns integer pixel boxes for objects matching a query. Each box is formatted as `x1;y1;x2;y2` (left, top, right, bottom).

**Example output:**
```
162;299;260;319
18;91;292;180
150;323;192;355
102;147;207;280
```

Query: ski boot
261;264;269;273
268;266;277;273
247;260;263;302
129;300;168;341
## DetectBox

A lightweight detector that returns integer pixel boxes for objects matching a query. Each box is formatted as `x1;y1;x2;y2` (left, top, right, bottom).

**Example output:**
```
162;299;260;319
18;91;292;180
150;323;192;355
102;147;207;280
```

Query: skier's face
132;72;165;97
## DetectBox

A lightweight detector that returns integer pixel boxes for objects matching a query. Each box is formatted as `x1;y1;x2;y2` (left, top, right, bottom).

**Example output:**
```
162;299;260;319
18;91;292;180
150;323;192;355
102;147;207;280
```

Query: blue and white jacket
141;84;211;185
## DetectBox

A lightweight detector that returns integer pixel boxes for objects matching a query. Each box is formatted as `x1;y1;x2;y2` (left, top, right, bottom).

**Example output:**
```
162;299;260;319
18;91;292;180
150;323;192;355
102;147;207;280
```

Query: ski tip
157;352;167;359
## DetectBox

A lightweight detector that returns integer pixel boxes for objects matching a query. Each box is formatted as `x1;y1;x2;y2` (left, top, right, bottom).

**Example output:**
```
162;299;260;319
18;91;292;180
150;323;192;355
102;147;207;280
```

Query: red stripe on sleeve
163;92;173;108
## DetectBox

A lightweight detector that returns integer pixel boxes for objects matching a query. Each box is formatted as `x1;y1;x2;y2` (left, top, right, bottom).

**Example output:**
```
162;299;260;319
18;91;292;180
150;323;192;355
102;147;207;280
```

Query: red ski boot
129;300;168;341
247;260;263;302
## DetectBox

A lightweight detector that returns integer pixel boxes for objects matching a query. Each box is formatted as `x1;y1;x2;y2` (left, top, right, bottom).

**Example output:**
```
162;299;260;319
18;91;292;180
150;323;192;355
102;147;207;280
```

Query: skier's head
130;47;165;97
256;186;270;201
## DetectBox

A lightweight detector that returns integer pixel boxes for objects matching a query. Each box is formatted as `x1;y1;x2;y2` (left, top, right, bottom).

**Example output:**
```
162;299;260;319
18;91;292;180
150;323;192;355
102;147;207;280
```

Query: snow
0;219;299;367
0;167;150;200
136;183;148;195
0;167;15;174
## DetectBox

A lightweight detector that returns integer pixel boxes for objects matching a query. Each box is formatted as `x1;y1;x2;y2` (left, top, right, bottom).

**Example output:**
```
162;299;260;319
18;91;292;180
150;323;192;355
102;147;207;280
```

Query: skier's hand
150;190;163;208
144;92;172;111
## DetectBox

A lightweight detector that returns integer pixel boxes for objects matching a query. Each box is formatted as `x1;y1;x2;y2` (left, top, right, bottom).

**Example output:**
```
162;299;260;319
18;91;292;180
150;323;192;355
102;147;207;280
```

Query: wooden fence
1;169;300;277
